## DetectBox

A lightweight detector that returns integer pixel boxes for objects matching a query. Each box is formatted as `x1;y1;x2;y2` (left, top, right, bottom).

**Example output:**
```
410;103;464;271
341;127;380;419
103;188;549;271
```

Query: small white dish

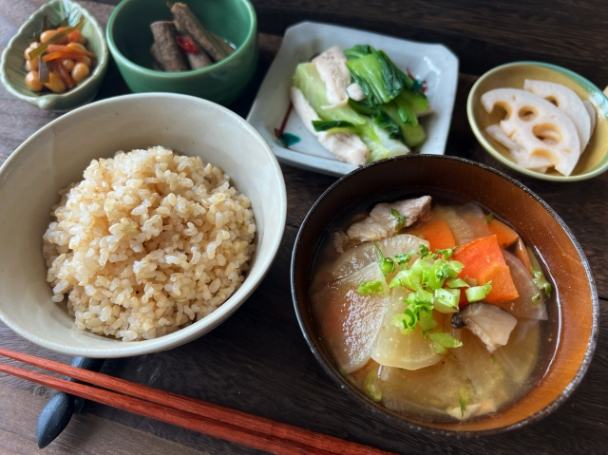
247;21;459;176
0;93;287;358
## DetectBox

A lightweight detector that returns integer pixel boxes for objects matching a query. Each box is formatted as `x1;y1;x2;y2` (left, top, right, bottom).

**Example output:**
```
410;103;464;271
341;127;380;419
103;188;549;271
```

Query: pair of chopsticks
0;348;394;455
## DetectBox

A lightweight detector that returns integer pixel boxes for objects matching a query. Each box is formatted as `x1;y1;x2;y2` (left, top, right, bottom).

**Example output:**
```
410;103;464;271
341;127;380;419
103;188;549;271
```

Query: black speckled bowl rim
290;154;599;437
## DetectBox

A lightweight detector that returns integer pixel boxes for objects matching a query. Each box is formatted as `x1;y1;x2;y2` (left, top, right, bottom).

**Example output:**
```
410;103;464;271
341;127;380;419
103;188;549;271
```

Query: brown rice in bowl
43;145;256;341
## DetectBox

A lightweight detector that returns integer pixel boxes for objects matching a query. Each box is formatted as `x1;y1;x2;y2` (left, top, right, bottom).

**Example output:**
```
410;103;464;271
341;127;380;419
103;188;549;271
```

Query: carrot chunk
454;234;519;304
409;218;456;251
488;218;519;247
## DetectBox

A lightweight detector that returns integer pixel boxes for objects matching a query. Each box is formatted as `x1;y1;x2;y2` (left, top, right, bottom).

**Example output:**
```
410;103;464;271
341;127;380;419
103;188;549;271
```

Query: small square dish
247;21;459;175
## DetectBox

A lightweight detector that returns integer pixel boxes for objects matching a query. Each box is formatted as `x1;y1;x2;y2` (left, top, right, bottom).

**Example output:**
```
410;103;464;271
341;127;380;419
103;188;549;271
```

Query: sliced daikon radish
379;355;474;418
501;250;548;320
481;88;581;175
371;289;443;370
315;234;428;287
524;79;592;149
311;263;388;373
434;204;490;245
486;125;550;171
493;320;541;385
452;329;513;410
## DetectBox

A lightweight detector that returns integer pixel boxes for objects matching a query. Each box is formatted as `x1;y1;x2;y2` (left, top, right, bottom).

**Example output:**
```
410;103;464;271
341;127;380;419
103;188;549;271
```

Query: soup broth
310;195;557;422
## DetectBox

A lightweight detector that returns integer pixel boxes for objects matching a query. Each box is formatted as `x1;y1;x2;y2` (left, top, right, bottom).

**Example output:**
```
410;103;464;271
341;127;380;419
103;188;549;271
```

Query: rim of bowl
0;0;109;107
0;92;287;358
105;0;257;78
290;154;599;436
466;60;608;182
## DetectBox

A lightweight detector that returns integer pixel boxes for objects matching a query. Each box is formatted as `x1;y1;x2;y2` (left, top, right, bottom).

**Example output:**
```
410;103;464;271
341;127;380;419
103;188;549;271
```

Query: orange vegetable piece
454;234;519;304
409;218;456;251
488;218;519;247
42;51;83;62
514;238;533;272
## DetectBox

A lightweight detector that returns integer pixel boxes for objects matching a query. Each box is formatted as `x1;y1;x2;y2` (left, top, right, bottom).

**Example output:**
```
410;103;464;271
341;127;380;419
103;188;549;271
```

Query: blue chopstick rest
36;357;105;448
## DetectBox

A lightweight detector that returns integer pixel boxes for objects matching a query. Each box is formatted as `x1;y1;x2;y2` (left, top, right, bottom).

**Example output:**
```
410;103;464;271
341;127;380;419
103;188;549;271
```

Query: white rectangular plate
247;21;459;176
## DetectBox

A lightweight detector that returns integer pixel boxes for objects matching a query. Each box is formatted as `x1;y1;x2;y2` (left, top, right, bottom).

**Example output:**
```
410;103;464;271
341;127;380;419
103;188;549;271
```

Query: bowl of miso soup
290;155;598;434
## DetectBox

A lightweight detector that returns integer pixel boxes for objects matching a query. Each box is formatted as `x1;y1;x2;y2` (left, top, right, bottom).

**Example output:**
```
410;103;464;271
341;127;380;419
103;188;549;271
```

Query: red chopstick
0;348;394;455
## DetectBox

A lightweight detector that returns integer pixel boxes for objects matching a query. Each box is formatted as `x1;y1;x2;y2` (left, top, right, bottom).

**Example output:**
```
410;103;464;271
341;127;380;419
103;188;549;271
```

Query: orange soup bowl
290;155;598;435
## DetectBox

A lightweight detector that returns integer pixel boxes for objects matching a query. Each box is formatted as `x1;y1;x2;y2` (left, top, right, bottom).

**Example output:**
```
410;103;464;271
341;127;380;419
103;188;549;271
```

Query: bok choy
290;44;431;166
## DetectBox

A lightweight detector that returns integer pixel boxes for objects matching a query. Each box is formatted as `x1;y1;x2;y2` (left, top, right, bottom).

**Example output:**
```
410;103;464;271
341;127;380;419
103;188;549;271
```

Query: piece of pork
290;87;369;165
346;196;432;243
462;303;517;353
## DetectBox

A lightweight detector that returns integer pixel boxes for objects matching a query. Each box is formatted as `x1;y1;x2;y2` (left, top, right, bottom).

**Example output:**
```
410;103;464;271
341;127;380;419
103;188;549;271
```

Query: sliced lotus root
486;125;549;172
524;79;592;149
481;88;581;176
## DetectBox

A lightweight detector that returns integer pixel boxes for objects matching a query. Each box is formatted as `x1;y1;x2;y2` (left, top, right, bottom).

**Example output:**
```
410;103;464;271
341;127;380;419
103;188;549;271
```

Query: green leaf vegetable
356;280;385;296
428;332;463;354
390;208;406;231
527;247;552;298
465;282;493;303
293;63;409;162
292;44;430;163
312;120;356;132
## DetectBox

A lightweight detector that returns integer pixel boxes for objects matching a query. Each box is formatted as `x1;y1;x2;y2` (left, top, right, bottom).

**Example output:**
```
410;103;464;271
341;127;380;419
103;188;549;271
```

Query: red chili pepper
175;35;199;54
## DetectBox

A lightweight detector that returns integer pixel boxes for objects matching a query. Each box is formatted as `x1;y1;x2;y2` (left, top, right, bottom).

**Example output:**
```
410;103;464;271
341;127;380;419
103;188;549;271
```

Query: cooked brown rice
43;146;256;341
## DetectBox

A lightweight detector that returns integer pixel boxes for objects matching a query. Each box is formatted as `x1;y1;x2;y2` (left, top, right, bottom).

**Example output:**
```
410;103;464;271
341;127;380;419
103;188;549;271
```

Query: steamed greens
290;45;430;166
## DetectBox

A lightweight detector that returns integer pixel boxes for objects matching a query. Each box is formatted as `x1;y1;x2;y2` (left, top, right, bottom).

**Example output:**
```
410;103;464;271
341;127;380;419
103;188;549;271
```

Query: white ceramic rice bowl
0;93;287;358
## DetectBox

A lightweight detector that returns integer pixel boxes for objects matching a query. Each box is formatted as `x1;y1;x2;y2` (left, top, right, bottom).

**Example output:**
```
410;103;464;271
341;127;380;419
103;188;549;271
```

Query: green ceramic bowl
106;0;258;105
0;0;108;111
467;61;608;182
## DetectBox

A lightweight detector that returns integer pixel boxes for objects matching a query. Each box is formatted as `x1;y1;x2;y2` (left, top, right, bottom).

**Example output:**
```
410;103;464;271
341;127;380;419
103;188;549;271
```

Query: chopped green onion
356;280;385;295
390;208;406;231
446;278;469;289
405;289;434;309
418;310;437;332
531;292;541;305
380;258;395;275
374;243;395;276
528;247;552;297
458;387;471;417
394;308;418;332
532;270;552;297
459;397;468;417
312;120;355;132
435;248;455;259
418;244;431;258
393;253;411;265
363;369;382;402
446;260;464;276
428;332;463;354
433;288;460;313
389;268;419;289
465;282;493;303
